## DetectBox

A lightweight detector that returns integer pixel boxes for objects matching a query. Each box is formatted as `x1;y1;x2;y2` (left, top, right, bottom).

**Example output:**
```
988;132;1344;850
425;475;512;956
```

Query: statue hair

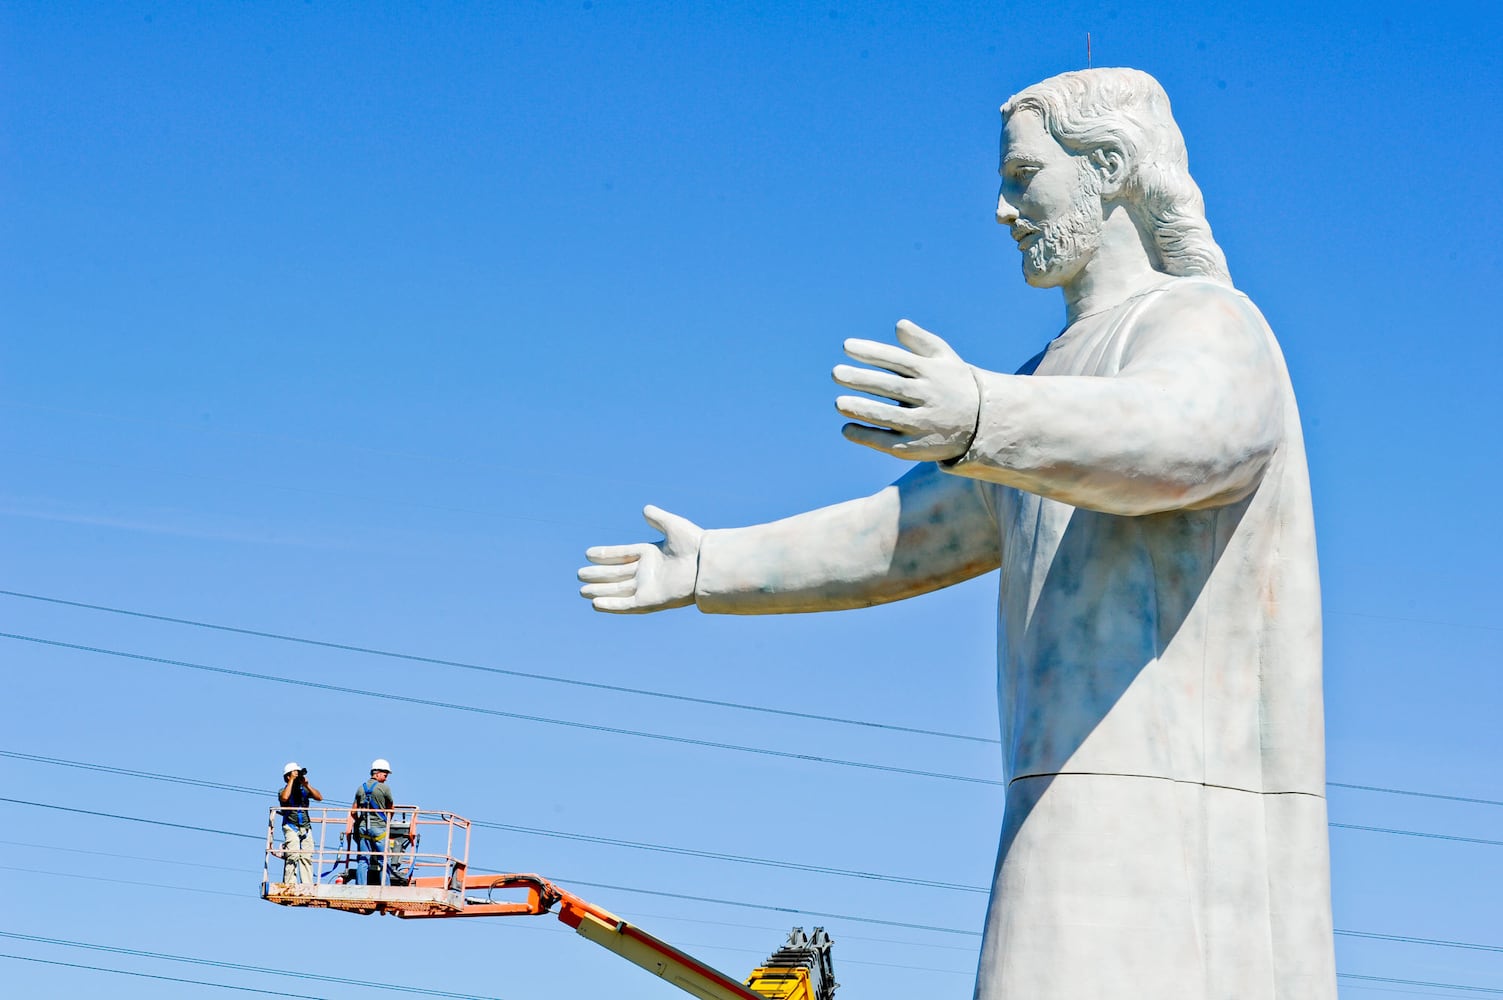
1002;68;1232;285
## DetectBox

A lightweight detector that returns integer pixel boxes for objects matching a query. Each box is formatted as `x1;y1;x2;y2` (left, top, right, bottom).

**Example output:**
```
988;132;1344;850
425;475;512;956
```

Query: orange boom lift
262;806;837;1000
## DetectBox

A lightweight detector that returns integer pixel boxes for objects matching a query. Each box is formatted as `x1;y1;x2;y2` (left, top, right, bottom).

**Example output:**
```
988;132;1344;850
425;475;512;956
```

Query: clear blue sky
3;2;1500;997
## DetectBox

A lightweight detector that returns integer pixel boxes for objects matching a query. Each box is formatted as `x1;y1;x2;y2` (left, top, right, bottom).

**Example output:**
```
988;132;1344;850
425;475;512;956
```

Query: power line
0;862;984;979
1328;782;1503;809
17;864;1503;991
11;749;1503;899
470;819;987;893
1;749;988;891
0;930;492;999
0;794;982;937
0;952;331;999
21;629;1503;814
1336;929;1503;954
0;749;260;796
535;874;981;936
9;793;1503;972
0;795;261;840
0;631;1005;788
13;863;1503;992
0;864;248;899
1341;988;1489;1000
0;839;246;874
1330;823;1503;849
0;850;982;958
601;906;981;954
1339;973;1503;996
1341;988;1492;1000
0;588;998;745
4;594;1497;812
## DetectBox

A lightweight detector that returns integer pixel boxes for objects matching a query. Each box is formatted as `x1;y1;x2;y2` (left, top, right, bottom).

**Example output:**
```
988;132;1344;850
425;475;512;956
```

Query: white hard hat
370;758;392;773
283;761;301;776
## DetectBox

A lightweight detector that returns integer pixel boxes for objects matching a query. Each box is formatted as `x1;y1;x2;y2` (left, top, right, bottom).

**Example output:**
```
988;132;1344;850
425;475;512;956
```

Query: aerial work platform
261;806;837;1000
261;805;470;916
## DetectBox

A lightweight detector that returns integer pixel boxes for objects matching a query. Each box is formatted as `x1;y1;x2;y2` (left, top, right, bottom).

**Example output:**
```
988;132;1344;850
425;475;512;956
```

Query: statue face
997;110;1104;288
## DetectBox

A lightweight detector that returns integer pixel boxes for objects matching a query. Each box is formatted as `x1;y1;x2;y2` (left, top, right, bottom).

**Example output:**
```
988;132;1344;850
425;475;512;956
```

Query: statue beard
1018;174;1104;287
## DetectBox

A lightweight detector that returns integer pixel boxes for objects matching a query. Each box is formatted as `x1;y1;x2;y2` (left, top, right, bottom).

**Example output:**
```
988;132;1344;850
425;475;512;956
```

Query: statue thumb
642;504;697;542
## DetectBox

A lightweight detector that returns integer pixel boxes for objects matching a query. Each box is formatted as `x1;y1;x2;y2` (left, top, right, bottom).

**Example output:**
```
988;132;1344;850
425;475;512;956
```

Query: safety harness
279;784;311;829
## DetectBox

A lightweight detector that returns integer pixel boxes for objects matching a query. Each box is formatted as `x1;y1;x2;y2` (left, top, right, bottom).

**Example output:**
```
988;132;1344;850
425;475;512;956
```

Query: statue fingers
580;578;638;600
894;319;956;358
578;563;637;584
835;394;920;433
840;422;909;455
842;338;921;376
832;364;925;405
590;595;654;614
584;544;645;566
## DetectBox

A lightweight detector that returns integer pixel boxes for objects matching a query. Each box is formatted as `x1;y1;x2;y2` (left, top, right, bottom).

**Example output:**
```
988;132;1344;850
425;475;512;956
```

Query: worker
346;758;395;886
277;761;322;884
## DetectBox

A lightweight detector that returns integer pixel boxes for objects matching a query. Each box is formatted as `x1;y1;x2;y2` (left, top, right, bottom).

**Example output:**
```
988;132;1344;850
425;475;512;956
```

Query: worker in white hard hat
277;761;323;884
345;758;396;886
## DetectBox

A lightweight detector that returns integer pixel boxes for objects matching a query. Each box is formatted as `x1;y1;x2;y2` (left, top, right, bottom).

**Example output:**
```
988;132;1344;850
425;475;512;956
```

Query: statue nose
996;194;1018;225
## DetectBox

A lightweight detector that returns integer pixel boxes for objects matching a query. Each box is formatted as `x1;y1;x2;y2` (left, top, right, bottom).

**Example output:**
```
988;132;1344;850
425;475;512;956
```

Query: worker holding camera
277;762;323;884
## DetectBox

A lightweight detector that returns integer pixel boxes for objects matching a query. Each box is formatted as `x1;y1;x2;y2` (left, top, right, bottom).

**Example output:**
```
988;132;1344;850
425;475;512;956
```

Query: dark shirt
354;779;393;833
280;783;312;828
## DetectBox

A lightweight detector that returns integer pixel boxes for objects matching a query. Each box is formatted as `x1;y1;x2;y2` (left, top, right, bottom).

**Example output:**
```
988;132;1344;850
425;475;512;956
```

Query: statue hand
833;320;980;462
578;505;703;614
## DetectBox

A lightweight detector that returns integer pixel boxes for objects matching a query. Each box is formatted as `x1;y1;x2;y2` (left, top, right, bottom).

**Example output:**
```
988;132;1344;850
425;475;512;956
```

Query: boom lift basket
261;805;470;915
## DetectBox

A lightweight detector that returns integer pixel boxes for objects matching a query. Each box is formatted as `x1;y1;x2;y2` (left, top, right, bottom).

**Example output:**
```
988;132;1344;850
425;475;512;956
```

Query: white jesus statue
578;67;1336;999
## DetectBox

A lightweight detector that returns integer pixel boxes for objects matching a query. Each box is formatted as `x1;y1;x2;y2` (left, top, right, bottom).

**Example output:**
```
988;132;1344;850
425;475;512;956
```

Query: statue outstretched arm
578;462;1000;615
941;284;1286;515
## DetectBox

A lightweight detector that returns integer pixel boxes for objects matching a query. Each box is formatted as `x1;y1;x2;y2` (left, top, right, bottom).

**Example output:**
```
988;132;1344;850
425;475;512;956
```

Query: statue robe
692;277;1337;999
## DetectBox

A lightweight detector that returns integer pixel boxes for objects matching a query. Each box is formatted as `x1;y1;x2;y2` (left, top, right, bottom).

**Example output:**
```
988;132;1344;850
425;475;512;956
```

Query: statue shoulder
1120;276;1280;373
1134;276;1269;339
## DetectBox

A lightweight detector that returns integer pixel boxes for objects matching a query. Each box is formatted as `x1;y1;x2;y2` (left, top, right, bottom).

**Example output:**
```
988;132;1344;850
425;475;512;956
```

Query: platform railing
263;805;471;893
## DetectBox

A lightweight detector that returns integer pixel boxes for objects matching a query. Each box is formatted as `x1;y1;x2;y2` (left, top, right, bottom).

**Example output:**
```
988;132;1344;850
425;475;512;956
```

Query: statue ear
1090;145;1128;196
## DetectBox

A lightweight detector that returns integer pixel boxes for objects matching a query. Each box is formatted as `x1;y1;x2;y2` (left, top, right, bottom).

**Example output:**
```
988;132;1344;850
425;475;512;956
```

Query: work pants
281;824;314;884
357;831;392;886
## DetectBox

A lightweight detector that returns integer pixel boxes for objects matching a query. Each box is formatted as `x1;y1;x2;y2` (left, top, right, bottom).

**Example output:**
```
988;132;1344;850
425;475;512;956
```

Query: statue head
999;68;1231;287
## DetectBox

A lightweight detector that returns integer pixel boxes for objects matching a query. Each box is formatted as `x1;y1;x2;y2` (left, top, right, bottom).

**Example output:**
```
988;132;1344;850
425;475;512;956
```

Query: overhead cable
469;819;987;893
4;596;1496;810
1338;972;1503;996
1335;929;1503;954
8;795;1503;965
0;863;980;976
0;930;492;999
0;588;997;744
0;952;329;999
2;750;987;891
6;838;983;956
0;795;261;840
0;838;246;874
0;631;1005;787
1330;822;1503;849
0;749;258;796
501;872;980;936
11;751;1503;896
0;864;247;899
1327;781;1503;808
0;794;981;937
